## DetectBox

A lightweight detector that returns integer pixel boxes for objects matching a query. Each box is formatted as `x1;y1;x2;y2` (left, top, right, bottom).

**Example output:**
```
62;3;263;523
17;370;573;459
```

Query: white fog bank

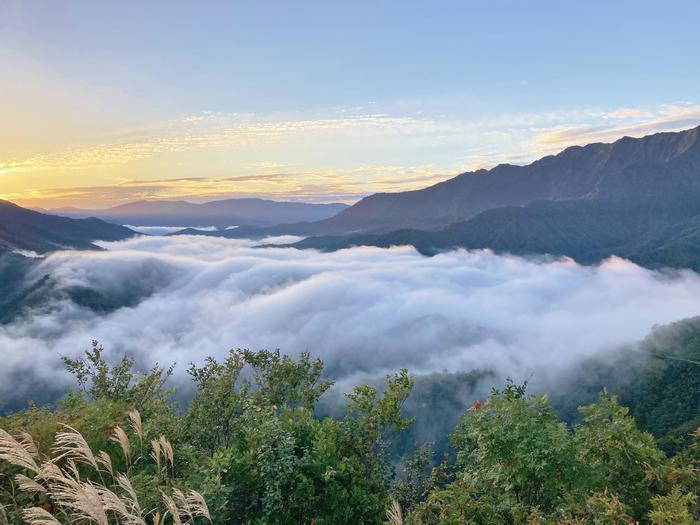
2;235;700;403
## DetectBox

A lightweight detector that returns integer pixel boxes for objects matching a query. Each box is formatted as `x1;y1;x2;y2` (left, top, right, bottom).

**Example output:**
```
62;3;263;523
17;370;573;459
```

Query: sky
1;0;700;209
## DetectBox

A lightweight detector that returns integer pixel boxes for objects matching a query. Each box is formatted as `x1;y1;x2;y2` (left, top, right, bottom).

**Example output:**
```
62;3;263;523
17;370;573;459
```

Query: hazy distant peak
48;197;350;228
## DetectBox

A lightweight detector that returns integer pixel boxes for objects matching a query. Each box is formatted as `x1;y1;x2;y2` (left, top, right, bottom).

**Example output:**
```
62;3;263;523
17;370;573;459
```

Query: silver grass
95;485;145;525
96;451;113;476
174;488;202;523
48;477;109;525
0;429;40;474
115;474;142;516
14;474;46;494
186;490;212;522
387;500;403;525
110;426;131;465
161;492;183;525
52;425;98;470
150;439;161;471
128;410;144;446
158;436;174;469
39;468;103;524
36;462;64;484
1;413;211;525
94;484;129;516
171;488;191;520
21;507;61;525
64;459;81;481
15;431;39;457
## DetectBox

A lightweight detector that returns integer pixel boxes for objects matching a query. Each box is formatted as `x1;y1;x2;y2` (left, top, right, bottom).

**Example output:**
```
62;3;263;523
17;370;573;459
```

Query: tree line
1;342;698;524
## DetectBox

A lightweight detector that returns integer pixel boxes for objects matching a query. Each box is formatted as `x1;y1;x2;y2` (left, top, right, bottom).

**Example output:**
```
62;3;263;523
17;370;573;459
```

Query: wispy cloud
530;103;700;154
0;113;423;174
5;166;453;208
2;102;699;207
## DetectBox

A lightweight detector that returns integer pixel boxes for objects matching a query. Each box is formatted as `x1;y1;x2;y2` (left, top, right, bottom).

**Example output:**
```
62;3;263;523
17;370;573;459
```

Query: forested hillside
193;126;700;244
1;335;698;524
0;200;134;255
292;193;700;271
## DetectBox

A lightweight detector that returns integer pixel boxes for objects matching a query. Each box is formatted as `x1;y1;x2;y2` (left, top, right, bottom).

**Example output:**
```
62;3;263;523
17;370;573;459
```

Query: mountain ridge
49;197;349;228
202;125;700;240
281;125;700;271
319;125;700;232
0;200;135;255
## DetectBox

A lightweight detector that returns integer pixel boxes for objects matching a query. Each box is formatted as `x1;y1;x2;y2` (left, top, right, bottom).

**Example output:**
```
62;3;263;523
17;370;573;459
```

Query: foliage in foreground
0;343;698;524
405;382;699;524
0;411;210;524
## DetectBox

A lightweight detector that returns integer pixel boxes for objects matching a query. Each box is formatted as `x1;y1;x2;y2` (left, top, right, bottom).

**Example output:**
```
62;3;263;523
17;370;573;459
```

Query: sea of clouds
3;234;700;406
123;225;221;236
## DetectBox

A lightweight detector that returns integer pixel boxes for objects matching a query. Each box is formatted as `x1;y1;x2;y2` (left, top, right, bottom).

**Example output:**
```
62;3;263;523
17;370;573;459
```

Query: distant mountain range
205;125;700;271
0;202;138;323
5;125;700;273
0;200;134;255
47;198;349;228
203;125;700;239
326;124;700;233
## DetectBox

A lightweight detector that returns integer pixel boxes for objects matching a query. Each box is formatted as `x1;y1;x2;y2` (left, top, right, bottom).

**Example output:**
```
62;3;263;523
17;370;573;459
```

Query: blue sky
2;0;699;207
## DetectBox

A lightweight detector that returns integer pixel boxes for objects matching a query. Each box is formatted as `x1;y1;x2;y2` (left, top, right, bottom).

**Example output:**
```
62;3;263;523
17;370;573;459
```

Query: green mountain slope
198;125;700;240
0;199;134;254
291;131;700;271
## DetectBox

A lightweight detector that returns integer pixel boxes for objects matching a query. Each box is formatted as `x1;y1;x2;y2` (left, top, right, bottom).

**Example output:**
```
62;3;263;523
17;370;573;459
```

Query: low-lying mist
123;225;221;235
2;234;700;410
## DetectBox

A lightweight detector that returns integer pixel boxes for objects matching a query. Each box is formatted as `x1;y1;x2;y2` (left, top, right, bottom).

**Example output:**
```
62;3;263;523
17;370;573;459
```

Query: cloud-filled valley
2;234;700;407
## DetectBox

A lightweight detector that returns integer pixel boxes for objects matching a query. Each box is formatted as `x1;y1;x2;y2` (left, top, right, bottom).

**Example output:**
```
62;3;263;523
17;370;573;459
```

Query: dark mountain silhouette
17;125;700;272
202;125;700;241
288;126;700;270
50;198;349;228
324;125;700;231
0;200;135;255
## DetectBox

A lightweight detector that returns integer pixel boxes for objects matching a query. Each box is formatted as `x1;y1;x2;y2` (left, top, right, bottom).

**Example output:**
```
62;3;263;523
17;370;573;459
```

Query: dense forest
1;335;698;524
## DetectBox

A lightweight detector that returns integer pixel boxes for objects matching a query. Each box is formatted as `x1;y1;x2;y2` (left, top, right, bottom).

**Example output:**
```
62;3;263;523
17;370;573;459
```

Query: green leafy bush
2;345;699;524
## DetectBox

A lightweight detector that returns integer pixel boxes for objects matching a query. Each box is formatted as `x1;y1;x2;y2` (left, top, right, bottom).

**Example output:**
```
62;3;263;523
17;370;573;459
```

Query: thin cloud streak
0;114;421;174
6;166;454;208
2;103;699;207
531;104;700;154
